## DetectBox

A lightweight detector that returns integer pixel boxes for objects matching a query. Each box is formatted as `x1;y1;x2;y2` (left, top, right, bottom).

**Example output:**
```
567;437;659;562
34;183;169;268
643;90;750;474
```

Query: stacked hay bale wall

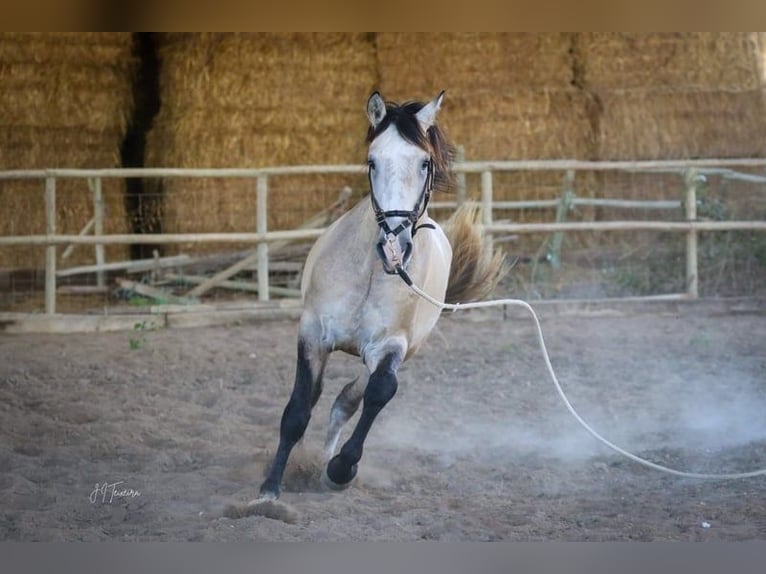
0;32;135;270
143;32;765;260
582;32;766;160
579;33;766;228
144;33;377;255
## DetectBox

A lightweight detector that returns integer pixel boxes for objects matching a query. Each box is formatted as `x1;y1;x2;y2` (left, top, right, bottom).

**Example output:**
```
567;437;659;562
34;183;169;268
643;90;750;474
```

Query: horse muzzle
376;230;413;275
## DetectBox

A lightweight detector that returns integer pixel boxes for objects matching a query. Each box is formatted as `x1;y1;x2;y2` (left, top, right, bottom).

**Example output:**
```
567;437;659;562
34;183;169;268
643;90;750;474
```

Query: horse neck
338;197;384;259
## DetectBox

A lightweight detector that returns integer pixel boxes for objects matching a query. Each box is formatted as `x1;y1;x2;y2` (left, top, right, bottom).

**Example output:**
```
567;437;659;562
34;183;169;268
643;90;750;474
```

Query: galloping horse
257;91;506;500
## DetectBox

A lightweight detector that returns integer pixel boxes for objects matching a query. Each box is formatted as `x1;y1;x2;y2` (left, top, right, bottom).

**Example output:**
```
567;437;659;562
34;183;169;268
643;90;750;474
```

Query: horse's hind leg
324;375;366;461
258;337;327;500
323;350;401;489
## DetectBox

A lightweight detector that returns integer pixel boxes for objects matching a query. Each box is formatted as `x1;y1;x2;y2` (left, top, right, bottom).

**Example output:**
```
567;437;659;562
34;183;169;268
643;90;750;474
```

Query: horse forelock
366;100;454;193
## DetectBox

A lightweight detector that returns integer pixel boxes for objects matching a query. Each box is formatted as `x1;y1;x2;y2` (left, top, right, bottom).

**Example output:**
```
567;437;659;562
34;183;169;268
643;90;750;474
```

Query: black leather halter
368;158;435;239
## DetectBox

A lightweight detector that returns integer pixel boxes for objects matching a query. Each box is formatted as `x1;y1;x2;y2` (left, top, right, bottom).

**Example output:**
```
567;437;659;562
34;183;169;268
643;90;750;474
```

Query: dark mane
366;99;455;193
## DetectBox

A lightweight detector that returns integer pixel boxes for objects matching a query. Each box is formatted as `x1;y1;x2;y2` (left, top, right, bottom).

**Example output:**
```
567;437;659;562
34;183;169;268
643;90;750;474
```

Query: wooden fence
1;158;766;315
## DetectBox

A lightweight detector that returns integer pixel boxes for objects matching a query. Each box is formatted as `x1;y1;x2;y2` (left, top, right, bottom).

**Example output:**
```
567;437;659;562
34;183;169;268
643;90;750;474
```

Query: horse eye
368;159;376;171
421;159;431;171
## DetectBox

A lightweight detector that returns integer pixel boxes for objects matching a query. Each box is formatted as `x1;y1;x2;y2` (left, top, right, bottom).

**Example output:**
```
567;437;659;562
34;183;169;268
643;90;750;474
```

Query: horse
257;91;507;501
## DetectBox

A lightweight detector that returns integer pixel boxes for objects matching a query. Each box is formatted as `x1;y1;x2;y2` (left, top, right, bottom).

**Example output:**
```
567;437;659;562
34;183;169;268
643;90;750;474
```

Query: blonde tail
443;204;509;305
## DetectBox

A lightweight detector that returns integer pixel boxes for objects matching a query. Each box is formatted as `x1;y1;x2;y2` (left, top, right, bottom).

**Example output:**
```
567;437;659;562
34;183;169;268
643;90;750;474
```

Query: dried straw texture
580;31;766;239
375;33;595;159
444;90;596;161
0;32;135;269
376;33;575;95
587;33;766;160
144;33;377;254
580;33;763;91
597;88;766;160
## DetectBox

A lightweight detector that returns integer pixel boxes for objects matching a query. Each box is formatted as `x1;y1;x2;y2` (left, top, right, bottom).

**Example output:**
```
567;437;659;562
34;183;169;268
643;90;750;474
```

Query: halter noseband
368;157;436;239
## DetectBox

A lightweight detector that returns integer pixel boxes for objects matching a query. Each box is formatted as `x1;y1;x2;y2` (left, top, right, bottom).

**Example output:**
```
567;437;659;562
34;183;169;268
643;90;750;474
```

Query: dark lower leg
325;353;399;486
259;339;324;498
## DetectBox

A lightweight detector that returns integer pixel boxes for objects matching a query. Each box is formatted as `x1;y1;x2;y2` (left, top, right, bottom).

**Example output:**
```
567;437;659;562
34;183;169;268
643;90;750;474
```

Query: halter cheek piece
368;158;436;277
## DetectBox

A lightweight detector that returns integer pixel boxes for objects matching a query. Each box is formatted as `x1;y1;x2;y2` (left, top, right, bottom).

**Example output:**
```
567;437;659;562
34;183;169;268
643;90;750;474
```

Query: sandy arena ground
1;300;765;541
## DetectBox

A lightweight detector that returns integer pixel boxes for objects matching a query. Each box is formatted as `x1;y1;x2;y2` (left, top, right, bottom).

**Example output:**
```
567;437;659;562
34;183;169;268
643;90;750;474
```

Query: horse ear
416;90;445;129
367;92;387;128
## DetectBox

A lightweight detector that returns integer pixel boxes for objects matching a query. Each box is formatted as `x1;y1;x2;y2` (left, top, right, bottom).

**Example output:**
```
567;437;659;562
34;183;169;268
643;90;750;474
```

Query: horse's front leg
323;348;402;489
258;335;328;500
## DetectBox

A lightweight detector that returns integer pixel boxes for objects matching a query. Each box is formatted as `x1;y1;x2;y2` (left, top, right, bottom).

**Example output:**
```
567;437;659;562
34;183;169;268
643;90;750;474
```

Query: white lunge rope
408;281;766;480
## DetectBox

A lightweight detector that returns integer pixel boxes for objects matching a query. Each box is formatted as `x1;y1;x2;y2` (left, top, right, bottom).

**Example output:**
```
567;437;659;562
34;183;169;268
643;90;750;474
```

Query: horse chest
312;282;398;348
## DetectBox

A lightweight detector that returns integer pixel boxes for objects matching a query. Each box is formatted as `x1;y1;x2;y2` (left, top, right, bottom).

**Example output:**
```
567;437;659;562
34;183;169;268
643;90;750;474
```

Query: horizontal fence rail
2;159;766;315
432;198;683;210
0;230;327;247
485;221;766;233
3;220;766;248
3;157;766;180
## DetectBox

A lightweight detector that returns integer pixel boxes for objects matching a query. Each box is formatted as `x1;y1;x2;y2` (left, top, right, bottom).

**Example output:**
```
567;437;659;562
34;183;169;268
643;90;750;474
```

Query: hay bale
145;33;766;255
580;33;763;91
145;33;377;254
0;33;135;270
443;89;596;161
583;34;766;161
376;33;574;96
0;66;132;132
597;88;766;160
575;37;766;245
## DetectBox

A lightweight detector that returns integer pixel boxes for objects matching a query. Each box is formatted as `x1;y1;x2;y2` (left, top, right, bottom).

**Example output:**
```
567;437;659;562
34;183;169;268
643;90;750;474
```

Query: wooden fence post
90;177;106;288
547;170;575;269
684;168;699;299
256;175;269;302
455;145;466;206
44;177;56;314
481;170;493;250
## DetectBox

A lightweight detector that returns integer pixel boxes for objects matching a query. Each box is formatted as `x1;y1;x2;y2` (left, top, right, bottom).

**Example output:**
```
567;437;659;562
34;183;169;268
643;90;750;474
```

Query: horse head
365;91;452;275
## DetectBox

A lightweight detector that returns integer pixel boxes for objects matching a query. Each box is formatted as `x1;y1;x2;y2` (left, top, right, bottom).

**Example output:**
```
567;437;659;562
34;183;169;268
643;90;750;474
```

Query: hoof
256;485;280;501
249;492;277;505
323;456;358;491
321;467;355;491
